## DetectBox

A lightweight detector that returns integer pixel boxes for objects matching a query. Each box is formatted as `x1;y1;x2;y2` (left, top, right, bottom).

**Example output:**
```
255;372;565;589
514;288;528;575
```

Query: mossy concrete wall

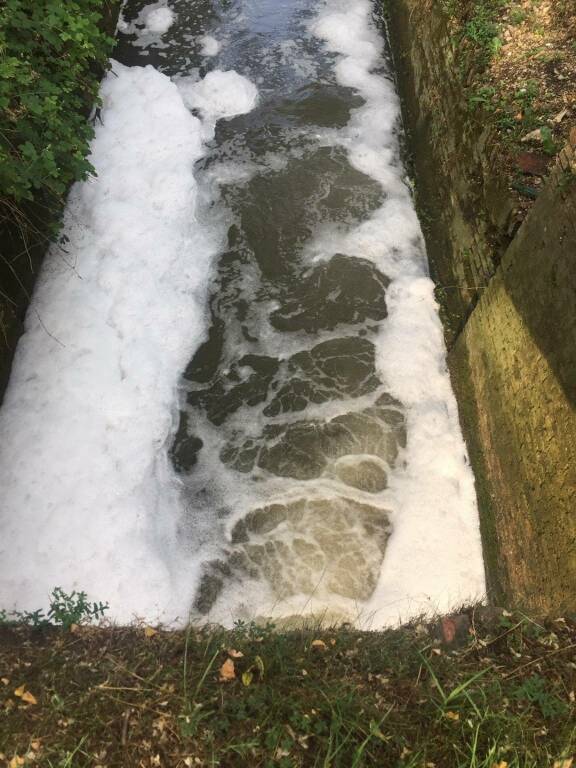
386;0;576;612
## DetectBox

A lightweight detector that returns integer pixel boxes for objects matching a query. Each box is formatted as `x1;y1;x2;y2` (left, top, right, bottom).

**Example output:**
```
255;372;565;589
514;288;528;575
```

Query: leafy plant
2;587;108;629
540;126;559;156
513;675;569;719
0;0;116;205
46;587;109;630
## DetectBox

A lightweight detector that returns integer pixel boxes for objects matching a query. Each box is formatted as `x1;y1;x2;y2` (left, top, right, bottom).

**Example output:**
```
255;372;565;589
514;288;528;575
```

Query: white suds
310;0;486;623
177;70;259;128
199;35;222;57
145;7;175;34
0;61;258;623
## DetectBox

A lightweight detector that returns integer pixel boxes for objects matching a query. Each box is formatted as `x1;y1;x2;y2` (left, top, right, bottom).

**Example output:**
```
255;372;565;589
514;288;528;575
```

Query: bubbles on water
194;495;393;614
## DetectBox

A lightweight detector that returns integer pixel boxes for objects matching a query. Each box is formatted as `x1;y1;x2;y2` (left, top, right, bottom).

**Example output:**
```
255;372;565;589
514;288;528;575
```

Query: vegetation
1;606;574;766
0;0;117;348
438;0;575;207
1;587;109;631
0;0;115;206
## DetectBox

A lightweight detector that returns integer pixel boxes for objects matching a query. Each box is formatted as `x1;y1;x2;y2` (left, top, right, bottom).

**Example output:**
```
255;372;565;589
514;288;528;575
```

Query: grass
1;609;575;766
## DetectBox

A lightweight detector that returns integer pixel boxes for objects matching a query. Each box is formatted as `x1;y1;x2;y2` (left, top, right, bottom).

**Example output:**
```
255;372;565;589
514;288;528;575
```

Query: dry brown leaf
311;639;327;650
144;626;158;638
21;690;38;706
69;623;80;634
490;761;508;768
219;658;236;682
553;760;573;768
9;757;25;768
13;685;26;698
445;711;460;721
552;108;569;124
1;677;9;685
227;649;244;658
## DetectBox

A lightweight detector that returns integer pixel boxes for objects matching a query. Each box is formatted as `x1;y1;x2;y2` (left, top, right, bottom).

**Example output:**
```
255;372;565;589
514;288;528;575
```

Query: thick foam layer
0;61;258;622
312;0;485;620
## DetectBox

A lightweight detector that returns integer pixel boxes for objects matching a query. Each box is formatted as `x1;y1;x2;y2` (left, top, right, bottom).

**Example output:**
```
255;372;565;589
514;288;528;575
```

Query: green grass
0;609;574;766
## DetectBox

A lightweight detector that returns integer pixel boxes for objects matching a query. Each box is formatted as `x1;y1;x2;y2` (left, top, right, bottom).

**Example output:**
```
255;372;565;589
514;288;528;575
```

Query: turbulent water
0;0;485;625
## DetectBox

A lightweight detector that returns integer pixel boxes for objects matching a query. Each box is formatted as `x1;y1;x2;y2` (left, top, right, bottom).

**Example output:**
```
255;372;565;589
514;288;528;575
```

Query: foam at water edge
312;0;486;624
0;61;259;624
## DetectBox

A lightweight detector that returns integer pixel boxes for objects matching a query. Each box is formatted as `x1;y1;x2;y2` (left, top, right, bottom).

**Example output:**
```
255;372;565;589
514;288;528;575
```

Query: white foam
310;0;486;623
119;2;175;48
177;70;259;132
0;61;258;623
200;35;221;57
145;6;175;34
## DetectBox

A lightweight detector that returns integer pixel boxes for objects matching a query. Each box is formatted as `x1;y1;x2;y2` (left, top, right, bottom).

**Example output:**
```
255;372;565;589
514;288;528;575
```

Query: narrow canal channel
0;0;485;625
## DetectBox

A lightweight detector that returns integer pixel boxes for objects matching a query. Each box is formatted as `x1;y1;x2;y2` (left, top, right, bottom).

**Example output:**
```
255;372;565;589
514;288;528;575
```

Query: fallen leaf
491;761;508;768
445;711;460;721
9;757;25;768
311;639;327;650
13;685;37;705
69;623;80;634
30;741;41;751
21;690;38;705
1;677;9;685
227;649;244;658
551;108;568;124
521;128;543;144
144;626;158;638
242;670;254;687
516;152;549;176
553;760;573;768
219;658;236;683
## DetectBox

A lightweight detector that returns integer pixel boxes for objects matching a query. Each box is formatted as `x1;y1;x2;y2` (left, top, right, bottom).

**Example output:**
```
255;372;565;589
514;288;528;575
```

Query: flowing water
0;0;485;625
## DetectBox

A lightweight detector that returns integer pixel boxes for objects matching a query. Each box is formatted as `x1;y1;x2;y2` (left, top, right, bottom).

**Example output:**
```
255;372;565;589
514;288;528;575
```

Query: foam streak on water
0;0;485;626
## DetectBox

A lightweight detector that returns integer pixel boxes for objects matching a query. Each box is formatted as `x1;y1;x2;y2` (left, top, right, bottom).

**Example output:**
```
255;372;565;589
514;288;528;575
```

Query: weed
540;126;559;156
513;675;569;719
1;586;108;629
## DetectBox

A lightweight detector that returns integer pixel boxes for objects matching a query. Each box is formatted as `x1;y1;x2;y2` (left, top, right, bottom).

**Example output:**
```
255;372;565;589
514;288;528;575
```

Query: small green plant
46;587;109;630
462;0;506;62
513;675;569;719
1;587;108;629
540;126;559;156
510;8;528;24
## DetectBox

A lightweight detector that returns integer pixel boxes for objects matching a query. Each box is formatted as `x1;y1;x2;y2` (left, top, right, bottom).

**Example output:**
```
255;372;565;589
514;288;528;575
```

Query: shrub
0;0;116;221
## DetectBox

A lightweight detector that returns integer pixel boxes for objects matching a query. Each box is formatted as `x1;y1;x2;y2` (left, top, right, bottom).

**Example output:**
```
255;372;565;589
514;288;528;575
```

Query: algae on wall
450;155;576;612
385;0;576;612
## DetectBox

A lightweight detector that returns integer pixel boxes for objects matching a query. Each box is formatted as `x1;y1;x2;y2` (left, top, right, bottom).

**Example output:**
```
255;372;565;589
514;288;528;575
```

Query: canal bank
385;0;576;613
